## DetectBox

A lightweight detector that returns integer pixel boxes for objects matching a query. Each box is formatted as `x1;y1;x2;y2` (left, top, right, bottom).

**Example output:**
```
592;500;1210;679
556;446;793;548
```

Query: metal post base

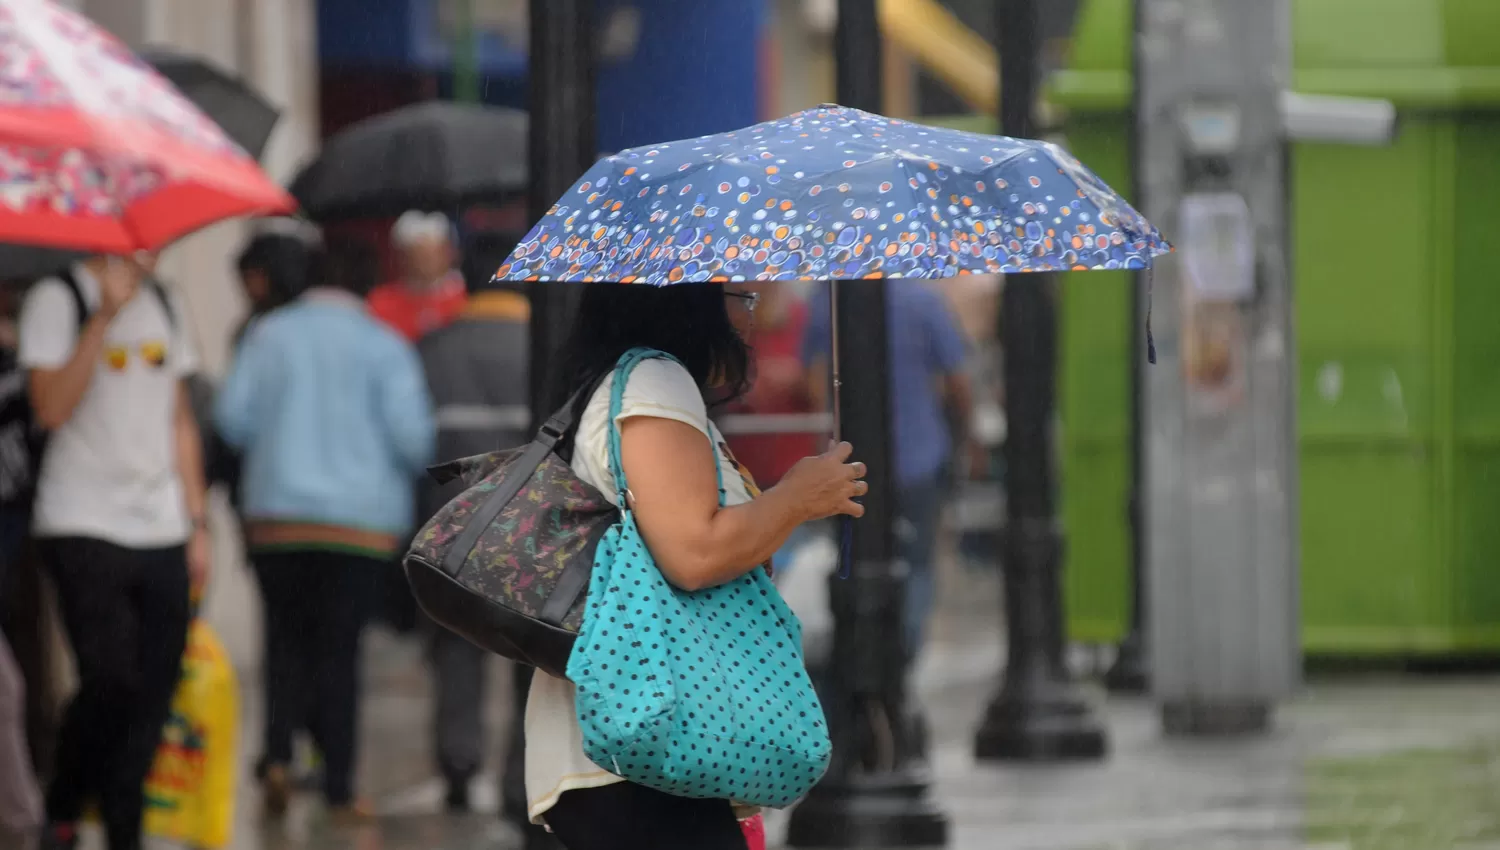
974;518;1109;763
787;773;950;849
973;687;1108;761
1104;631;1149;694
1162;700;1272;737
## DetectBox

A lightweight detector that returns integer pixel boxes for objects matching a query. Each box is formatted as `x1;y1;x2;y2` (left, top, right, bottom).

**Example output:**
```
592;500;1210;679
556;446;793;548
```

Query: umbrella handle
838;516;853;580
830;280;855;581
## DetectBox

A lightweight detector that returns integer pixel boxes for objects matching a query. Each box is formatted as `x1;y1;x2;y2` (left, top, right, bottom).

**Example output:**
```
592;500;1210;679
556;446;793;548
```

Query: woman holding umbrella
524;282;867;848
490;104;1166;850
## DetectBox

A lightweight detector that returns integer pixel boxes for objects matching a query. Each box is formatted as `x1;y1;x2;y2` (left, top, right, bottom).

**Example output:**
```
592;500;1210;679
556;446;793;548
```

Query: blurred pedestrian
0;277;41;850
722;282;820;572
804;280;976;661
211;234;314;499
232;232;311;348
724;282;818;487
0;278;38;581
215;237;434;821
413;231;530;813
0;628;40;850
367;213;464;637
528;282;863;848
367;211;467;342
18;254;207;850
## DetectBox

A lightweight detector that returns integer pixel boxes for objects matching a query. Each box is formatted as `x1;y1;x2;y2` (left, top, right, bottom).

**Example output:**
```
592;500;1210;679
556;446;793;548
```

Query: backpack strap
145;278;178;332
56;269;178;334
57;268;89;330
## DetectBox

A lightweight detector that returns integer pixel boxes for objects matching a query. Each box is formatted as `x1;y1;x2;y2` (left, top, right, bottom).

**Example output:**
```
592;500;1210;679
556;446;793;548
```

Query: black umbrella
140;48;281;161
0;245;85;284
290;102;528;222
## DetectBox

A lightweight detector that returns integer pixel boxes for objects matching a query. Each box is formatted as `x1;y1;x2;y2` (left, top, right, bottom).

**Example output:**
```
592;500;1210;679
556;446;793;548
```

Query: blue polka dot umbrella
497;104;1168;283
497;105;1171;569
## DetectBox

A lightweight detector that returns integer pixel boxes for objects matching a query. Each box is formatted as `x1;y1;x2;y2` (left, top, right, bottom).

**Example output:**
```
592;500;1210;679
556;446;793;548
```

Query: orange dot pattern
495;106;1169;284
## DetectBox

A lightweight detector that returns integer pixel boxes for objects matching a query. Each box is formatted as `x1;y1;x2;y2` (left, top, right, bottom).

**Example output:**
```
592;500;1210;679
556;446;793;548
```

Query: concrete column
1138;0;1300;736
239;0;322;185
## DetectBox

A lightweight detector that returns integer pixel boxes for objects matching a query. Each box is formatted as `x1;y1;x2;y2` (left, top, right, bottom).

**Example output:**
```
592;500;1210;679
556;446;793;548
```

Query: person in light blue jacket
215;235;434;821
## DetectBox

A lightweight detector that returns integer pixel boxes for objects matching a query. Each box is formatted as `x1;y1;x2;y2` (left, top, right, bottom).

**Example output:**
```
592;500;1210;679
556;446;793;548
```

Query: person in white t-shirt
526;282;866;849
17;254;209;850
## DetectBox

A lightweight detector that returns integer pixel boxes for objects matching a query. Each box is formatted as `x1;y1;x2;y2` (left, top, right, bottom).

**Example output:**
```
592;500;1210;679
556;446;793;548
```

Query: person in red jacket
723;282;818;489
367;211;468;342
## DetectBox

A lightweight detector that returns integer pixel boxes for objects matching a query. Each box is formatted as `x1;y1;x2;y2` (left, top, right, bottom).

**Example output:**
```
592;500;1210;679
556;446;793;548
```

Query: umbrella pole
831;280;853;580
830;279;842;442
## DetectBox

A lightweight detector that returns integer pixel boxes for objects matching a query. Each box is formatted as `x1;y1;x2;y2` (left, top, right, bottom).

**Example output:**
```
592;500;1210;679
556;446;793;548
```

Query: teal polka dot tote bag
566;348;832;808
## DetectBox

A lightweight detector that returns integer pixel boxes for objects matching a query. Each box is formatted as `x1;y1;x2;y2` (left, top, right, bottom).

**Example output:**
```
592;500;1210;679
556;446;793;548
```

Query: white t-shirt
525;358;760;824
17;266;197;548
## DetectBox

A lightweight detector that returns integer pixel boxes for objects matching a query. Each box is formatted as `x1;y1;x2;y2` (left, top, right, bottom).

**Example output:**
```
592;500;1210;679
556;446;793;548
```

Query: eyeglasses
725;291;760;313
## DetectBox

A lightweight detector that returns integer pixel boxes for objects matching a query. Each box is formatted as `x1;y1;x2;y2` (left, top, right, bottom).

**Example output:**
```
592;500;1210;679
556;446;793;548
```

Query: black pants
41;537;190;850
253;549;378;805
546;783;746;850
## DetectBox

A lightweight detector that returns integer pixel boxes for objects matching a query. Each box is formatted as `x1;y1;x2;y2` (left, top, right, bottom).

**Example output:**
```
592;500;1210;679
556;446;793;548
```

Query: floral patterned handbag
403;374;617;680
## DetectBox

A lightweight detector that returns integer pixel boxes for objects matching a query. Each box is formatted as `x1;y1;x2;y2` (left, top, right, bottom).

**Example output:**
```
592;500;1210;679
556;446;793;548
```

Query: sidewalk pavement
183;536;1500;850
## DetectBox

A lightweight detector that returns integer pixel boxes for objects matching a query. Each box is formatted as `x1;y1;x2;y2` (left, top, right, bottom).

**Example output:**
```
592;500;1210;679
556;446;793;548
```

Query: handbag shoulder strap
604;347;725;509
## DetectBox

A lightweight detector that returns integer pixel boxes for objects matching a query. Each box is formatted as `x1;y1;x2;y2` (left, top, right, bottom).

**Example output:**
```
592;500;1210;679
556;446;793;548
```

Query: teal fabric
568;348;831;808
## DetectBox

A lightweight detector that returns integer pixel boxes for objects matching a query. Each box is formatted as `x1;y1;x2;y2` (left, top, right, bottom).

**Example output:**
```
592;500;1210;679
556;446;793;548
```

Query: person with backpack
17;254;208;850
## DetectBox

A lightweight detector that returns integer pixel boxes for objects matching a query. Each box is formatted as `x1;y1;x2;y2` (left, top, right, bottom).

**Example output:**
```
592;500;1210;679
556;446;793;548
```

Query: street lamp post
972;0;1109;762
516;1;596;846
786;1;949;847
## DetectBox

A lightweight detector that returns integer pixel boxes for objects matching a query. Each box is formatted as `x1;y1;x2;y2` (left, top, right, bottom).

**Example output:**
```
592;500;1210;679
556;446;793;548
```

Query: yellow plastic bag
142;619;239;849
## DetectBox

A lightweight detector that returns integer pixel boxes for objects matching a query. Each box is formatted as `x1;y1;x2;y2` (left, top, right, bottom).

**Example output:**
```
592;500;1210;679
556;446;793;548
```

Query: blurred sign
1180;102;1241;156
432;0;528;49
1281;91;1397;146
1180;192;1254;302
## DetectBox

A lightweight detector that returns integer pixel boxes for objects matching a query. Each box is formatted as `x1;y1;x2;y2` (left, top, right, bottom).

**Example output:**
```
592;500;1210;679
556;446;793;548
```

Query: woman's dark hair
310;236;379;298
548;283;751;417
235;234;310;310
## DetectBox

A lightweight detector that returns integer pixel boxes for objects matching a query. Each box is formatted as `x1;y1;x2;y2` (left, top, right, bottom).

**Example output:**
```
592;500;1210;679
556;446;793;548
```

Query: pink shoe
739;814;766;850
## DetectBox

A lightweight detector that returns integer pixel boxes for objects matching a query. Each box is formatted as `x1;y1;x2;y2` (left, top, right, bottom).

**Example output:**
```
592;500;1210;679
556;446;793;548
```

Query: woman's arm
621;417;863;592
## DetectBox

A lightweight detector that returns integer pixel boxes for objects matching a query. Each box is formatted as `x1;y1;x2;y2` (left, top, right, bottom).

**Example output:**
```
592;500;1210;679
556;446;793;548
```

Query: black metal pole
973;0;1108;762
515;2;595;847
1104;0;1150;696
787;3;948;847
527;0;596;419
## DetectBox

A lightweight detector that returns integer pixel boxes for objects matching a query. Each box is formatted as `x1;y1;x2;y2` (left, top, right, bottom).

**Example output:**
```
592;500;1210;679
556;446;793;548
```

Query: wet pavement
120;543;1500;850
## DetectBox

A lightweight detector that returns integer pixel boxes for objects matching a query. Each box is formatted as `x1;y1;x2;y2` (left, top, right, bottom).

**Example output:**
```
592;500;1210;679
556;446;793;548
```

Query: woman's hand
775;441;867;521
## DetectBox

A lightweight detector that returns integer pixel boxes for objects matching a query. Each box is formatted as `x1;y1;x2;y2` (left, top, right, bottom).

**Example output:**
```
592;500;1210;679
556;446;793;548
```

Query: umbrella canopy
291;101;528;222
495;105;1171;577
0;0;295;256
495;105;1168;284
140;48;280;161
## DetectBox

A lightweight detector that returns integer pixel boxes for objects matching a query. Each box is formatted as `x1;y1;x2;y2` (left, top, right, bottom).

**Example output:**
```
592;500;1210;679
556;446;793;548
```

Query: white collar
301;286;367;309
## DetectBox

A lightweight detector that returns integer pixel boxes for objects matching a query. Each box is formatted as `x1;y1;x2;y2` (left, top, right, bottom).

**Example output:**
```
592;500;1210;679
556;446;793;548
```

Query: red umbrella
0;0;295;255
